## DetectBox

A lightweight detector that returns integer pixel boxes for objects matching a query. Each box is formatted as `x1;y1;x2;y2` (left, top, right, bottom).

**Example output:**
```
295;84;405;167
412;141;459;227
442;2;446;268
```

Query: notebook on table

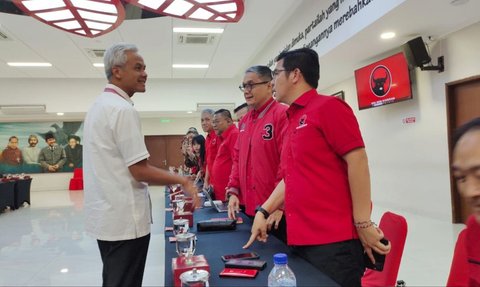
203;186;228;213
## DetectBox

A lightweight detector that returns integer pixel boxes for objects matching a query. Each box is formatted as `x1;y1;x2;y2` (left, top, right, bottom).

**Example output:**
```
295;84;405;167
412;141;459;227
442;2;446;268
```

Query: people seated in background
22;135;40;165
38;132;66;173
65;135;83;170
181;128;199;174
200;109;218;190
226;65;288;243
192;134;206;188
211;109;238;201
233;102;249;123
2;136;23;166
450;117;480;286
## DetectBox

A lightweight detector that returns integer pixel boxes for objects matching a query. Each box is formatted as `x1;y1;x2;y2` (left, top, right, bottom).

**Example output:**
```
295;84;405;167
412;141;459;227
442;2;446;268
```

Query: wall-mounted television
354;52;413;110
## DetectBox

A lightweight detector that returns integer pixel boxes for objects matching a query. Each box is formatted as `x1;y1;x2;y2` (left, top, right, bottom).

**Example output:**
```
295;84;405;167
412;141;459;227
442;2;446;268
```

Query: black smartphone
364;238;389;271
225;259;267;270
221;252;260;262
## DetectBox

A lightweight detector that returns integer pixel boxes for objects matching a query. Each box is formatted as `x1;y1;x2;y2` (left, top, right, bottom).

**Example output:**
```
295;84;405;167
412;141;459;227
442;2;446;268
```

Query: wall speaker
406;36;431;67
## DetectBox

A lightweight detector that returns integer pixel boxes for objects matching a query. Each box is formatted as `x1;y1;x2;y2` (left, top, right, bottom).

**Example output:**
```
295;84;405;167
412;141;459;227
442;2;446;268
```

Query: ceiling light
93;63;104;67
13;0;126;38
57;112;64;116
7;62;52;67
173;27;224;33
60;268;69;273
127;0;244;22
173;64;209;68
380;32;396;39
187;111;193;114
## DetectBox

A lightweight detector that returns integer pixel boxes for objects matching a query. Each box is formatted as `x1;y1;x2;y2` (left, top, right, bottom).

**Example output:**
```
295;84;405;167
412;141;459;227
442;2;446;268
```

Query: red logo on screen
370;65;391;97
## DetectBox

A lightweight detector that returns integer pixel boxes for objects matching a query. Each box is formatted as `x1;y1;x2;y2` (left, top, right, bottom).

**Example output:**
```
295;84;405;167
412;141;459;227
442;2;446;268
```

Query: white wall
322;22;480;222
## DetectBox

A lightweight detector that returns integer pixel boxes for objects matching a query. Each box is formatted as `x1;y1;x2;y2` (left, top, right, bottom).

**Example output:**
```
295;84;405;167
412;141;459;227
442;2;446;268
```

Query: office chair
362;211;408;287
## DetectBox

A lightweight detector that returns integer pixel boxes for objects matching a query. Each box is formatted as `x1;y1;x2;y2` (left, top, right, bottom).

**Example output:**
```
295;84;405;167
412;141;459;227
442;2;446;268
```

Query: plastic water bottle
268;253;296;287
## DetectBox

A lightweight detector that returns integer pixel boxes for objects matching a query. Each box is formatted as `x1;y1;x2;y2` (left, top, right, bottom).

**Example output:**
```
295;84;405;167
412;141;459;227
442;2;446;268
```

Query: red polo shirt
227;98;287;216
205;130;219;185
466;215;480;286
282;89;365;245
211;124;239;201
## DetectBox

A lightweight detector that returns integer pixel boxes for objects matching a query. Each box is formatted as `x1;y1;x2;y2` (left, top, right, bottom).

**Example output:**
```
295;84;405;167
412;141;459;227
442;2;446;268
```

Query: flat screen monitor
354;52;413;110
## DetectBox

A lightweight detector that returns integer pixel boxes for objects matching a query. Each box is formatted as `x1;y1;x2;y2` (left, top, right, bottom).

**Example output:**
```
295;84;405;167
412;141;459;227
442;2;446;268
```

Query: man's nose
463;177;480;199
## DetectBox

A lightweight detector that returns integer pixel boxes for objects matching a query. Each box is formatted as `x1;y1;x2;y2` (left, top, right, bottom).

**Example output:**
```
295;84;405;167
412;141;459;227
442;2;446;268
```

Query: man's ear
111;66;122;80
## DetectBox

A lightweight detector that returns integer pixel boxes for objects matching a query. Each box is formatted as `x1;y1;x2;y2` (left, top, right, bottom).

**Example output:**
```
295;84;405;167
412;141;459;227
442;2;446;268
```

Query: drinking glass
175;233;196;261
173;218;189;235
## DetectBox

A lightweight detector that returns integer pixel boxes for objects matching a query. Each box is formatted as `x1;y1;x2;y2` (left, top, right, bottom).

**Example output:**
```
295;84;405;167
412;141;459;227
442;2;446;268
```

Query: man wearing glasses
226;66;288;242
244;48;390;286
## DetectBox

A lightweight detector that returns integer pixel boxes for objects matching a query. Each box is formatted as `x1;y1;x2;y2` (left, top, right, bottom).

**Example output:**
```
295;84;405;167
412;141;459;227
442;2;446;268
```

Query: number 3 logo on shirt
262;124;273;140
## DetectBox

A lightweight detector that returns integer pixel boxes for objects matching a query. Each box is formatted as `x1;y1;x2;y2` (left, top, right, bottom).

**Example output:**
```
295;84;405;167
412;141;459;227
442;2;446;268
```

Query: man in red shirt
211;109;239;201
226;65;288;242
201;109;218;189
450;117;480;286
244;48;390;286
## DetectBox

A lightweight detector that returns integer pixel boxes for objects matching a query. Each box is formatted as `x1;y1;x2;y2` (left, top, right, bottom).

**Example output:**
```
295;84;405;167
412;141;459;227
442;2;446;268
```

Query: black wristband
255;206;270;219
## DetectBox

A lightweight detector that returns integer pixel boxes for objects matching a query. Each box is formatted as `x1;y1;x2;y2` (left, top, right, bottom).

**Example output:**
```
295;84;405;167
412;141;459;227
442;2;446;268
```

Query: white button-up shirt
83;84;151;241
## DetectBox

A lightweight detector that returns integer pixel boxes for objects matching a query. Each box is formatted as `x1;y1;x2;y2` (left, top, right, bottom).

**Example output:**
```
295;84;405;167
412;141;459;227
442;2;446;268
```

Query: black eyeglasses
239;81;270;92
271;69;287;78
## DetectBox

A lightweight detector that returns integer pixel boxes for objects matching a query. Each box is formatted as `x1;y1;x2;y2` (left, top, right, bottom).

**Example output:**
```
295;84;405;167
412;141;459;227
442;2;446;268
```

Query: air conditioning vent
0;105;46;115
86;49;106;58
178;34;216;45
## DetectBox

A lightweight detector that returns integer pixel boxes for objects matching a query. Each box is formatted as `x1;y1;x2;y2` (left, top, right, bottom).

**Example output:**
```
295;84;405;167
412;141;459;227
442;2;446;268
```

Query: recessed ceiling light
93;63;104;67
172;64;209;69
60;268;69;273
380;32;396;39
7;62;52;67
187;111;193;114
173;27;224;33
57;112;64;116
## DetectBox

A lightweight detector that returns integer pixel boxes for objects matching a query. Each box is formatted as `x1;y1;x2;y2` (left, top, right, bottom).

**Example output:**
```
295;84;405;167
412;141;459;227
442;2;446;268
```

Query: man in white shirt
83;43;198;287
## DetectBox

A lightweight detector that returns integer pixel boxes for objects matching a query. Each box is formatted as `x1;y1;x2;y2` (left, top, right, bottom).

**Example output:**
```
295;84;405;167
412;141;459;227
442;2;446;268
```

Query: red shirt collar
287;89;317;117
219;124;236;140
251;97;274;119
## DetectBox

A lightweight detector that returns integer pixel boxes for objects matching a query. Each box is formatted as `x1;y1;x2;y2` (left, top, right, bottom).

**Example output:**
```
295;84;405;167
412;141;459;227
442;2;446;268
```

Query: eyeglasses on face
271;69;287;78
238;81;270;92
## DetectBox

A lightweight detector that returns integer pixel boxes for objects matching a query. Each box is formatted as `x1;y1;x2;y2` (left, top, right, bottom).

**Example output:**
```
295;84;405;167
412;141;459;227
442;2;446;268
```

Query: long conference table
163;193;338;286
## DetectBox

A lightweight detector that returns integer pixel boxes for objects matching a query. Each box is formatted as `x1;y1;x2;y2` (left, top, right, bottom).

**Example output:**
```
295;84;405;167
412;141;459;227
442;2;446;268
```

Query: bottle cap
273;253;287;264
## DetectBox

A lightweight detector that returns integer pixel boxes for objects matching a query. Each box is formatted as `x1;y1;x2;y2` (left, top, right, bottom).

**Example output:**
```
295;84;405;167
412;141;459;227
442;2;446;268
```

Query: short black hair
275;47;319;89
453;117;480;149
234;103;248;113
214;109;232;120
45;132;55;141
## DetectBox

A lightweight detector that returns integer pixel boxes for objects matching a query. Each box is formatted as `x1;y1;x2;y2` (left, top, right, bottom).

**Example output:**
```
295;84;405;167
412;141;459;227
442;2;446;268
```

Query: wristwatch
255;205;270;219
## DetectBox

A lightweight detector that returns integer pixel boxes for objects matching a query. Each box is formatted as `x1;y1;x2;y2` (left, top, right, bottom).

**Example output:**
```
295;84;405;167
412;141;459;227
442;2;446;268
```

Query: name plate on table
172;255;209;287
197;219;236;232
173;211;194;227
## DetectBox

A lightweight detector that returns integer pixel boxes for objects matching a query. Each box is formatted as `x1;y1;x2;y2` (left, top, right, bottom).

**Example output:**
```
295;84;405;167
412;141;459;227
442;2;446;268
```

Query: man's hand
266;210;283;231
181;179;201;208
357;225;391;264
243;212;268;249
227;194;240;220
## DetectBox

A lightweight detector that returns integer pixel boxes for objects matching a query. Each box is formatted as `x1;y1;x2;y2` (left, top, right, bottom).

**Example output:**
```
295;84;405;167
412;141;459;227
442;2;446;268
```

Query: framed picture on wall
331;90;345;101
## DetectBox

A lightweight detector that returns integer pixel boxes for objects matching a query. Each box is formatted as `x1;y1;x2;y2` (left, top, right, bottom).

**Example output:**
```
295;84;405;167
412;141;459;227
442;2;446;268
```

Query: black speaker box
406;36;431;67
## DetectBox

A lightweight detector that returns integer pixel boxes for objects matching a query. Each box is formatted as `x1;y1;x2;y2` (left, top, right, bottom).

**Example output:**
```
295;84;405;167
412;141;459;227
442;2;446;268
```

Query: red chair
362;211;408;287
446;229;468;286
69;168;83;190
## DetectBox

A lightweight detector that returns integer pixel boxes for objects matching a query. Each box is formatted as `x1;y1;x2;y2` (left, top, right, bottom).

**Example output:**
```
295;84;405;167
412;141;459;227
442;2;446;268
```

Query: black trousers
292;239;365;287
97;234;151;287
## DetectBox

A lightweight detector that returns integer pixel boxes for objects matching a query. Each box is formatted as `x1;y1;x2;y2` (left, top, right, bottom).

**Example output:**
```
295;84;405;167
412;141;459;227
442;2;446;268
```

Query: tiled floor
0;187;465;286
